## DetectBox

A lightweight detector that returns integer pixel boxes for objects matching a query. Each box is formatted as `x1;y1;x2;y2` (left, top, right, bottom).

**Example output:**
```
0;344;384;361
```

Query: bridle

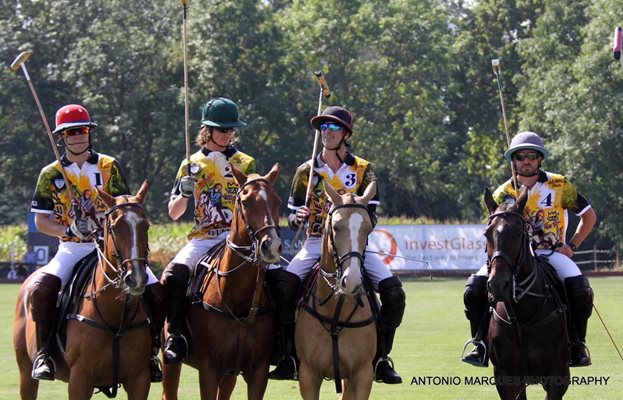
93;202;149;292
225;178;280;267
486;209;537;303
320;203;369;294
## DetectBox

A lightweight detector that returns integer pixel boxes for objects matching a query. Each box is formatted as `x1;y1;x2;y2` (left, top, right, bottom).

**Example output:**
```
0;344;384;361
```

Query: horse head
97;180;150;296
484;187;532;302
231;163;282;264
323;180;377;295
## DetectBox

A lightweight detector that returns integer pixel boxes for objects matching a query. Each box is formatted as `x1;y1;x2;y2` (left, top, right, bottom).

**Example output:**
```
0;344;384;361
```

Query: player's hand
179;176;195;198
67;218;91;240
295;206;311;225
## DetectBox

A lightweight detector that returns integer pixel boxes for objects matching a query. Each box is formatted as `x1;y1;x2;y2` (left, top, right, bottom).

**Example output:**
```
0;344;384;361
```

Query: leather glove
179;176;195;198
67;218;91;240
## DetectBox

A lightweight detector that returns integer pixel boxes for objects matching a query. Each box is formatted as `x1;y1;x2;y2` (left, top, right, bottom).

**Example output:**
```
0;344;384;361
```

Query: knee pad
30;273;61;323
162;263;190;295
464;274;488;321
266;268;301;324
565;275;594;319
378;276;406;329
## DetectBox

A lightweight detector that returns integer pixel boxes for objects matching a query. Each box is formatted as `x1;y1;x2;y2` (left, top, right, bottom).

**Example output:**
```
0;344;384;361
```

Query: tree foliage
1;0;620;243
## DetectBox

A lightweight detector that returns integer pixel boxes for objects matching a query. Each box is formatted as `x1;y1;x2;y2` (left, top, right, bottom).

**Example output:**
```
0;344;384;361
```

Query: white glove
179;176;195;198
68;218;91;240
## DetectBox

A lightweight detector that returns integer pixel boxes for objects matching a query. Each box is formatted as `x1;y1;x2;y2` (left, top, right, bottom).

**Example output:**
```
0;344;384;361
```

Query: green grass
1;278;622;399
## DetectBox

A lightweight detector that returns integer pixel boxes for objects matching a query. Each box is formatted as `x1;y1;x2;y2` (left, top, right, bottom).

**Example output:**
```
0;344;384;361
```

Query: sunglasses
61;127;90;137
320;122;343;132
214;127;235;133
514;152;541;161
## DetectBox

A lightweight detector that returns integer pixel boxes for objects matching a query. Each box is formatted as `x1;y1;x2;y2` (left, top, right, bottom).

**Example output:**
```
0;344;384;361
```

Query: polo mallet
288;71;331;252
491;59;519;197
613;26;622;62
11;50;75;203
181;0;191;172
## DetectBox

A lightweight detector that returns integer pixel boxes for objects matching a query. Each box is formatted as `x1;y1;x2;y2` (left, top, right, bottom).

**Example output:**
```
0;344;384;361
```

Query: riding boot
373;276;405;384
266;268;301;380
162;263;190;364
565;275;593;367
144;282;166;382
30;273;61;380
462;274;489;367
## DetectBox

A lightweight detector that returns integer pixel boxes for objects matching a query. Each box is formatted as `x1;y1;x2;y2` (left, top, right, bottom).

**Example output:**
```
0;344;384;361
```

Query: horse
484;188;570;400
14;181;154;400
161;164;282;400
295;181;378;400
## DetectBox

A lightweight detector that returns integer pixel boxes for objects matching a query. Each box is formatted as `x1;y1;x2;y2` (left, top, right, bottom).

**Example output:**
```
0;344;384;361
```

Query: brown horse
161;164;282;400
484;188;570;400
14;181;153;399
295;181;378;400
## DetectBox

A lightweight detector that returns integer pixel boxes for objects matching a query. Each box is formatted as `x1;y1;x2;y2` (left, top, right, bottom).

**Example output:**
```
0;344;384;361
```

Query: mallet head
180;0;189;6
314;70;331;98
10;50;32;71
491;58;501;73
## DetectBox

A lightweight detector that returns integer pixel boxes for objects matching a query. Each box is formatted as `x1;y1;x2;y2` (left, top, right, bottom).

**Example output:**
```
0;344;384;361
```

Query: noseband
226;178;280;265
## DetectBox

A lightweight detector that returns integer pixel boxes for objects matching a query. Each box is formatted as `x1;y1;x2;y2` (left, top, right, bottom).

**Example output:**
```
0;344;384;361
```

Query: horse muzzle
258;229;282;264
123;264;147;296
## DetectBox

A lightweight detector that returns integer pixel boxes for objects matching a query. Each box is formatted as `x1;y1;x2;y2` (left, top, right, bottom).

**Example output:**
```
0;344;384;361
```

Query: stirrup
373;357;402;383
461;338;488;367
163;333;188;364
149;355;163;382
31;353;56;381
570;342;591;367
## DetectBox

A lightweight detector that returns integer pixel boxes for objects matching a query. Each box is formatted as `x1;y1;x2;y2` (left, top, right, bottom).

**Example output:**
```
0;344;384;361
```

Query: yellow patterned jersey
30;152;130;241
171;146;256;240
493;170;591;249
288;152;379;237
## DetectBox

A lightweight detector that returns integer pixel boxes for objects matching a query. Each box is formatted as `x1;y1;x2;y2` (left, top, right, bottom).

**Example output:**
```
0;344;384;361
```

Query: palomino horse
484;188;570;400
161;164;282;400
14;181;154;399
295;181;378;400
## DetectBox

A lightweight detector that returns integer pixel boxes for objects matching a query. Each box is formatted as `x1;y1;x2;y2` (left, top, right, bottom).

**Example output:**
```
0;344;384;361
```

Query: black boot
266;268;301;381
162;263;190;364
565;275;593;367
462;274;489;367
373;276;405;384
30;273;61;381
144;282;166;382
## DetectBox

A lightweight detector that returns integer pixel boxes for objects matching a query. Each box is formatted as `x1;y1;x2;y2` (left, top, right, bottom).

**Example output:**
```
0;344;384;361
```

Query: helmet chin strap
62;137;92;156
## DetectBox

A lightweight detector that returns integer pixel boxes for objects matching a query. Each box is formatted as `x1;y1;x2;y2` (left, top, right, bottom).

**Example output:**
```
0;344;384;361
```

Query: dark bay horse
161;164;282;400
484;188;570;400
14;181;153;399
295;181;377;400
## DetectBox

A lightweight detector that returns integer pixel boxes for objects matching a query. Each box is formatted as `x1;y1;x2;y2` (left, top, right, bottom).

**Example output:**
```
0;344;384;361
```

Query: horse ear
97;188;116;209
515;188;529;212
264;163;280;184
133;180;150;205
231;164;248;186
324;182;343;206
360;180;377;204
484;187;498;214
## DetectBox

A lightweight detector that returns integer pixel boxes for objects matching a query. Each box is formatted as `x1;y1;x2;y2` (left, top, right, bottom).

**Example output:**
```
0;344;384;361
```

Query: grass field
1;277;621;399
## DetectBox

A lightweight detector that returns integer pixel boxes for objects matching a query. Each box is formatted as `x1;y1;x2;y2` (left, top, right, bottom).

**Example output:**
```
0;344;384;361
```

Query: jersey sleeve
105;159;131;196
170;159;189;199
359;162;380;205
561;178;591;215
30;166;57;214
287;163;310;211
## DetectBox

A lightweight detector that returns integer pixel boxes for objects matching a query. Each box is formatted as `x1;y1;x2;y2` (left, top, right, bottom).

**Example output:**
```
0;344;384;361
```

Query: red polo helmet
53;104;98;134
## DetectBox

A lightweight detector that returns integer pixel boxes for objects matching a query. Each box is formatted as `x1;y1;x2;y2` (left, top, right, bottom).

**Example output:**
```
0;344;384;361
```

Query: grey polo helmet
201;97;247;128
504;131;550;160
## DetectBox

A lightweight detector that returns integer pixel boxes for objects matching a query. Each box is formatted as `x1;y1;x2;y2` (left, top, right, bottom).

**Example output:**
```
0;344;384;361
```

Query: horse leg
298;362;322;400
161;362;183;400
122;370;151;400
67;369;94;400
16;334;39;400
197;366;219;400
243;364;269;400
345;366;374;400
216;375;236;400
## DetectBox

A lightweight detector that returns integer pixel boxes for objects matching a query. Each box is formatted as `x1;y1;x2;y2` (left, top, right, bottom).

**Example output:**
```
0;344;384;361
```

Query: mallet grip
613;27;622;60
314;71;331;98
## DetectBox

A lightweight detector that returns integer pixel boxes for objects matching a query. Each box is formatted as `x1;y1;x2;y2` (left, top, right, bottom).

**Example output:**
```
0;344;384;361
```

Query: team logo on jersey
53;179;65;190
189;163;200;175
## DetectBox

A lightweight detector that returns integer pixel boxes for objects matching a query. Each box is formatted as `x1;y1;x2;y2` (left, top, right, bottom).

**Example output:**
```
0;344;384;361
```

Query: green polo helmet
201;97;247;128
504;131;550;160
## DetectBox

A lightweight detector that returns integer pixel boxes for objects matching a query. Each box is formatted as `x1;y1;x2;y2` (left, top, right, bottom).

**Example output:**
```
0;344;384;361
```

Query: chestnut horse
14;181;153;399
484;188;569;400
161;164;282;400
295;181;377;400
